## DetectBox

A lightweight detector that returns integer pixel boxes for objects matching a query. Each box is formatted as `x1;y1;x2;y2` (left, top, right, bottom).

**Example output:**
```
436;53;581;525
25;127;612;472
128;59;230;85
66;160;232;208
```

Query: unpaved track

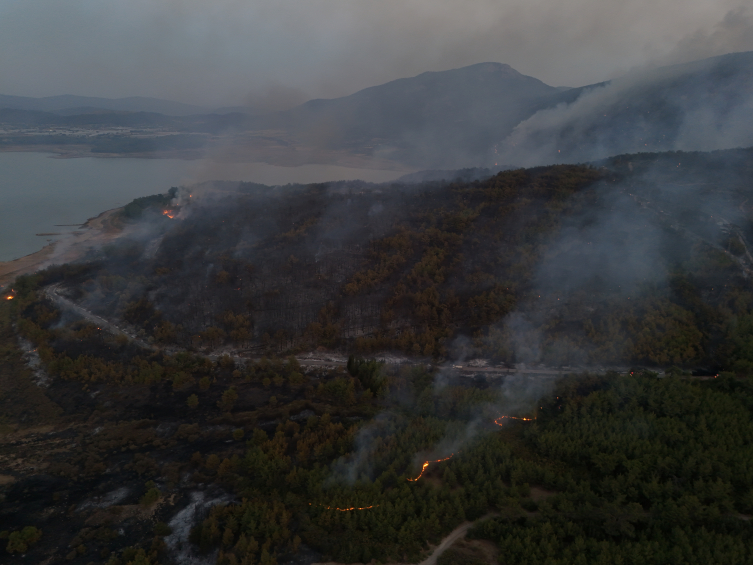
44;283;153;350
314;513;497;565
415;518;478;565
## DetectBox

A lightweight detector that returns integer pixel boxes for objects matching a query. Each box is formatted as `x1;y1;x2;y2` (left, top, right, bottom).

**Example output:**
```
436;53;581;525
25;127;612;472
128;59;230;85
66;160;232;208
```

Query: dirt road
43;283;152;349
415;517;486;565
313;513;497;565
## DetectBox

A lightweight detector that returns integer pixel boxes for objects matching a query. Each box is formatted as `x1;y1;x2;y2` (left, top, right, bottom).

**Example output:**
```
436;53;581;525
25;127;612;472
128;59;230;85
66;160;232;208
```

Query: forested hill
15;146;753;375
6;148;753;565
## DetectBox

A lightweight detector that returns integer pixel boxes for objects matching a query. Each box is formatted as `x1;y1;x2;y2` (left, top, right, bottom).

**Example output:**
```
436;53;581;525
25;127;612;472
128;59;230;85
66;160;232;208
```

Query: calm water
0;152;406;262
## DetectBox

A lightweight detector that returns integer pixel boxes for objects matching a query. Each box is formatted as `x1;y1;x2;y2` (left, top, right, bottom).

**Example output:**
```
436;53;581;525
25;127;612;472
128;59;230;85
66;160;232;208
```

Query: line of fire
306;413;535;511
309;503;379;512
407;455;455;482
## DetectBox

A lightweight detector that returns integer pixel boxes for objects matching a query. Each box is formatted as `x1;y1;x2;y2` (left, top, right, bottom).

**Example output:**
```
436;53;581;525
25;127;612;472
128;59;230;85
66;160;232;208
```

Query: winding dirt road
414;516;488;565
44;283;153;350
313;513;497;565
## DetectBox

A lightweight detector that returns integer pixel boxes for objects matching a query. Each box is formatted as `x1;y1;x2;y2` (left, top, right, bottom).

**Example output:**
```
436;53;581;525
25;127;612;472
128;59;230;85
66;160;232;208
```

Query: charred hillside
40;166;599;357
20;146;753;373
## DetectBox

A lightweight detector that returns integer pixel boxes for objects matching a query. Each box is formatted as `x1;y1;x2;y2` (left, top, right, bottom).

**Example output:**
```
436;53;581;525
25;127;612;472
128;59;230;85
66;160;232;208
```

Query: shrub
6;526;42;554
139;482;160;506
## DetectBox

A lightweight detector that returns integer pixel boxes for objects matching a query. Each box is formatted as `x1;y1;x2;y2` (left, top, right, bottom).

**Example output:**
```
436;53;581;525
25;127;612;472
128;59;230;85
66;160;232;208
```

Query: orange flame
407;454;454;482
5;296;12;300
309;503;378;512
494;415;536;426
162;209;175;219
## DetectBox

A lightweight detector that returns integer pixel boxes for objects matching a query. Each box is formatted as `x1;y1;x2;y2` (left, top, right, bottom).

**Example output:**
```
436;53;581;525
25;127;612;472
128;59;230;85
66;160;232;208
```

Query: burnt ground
0;351;361;564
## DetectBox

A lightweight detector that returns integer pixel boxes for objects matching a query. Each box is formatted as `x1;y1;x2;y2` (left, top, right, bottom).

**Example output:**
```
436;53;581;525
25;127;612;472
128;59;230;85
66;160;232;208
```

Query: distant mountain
258;53;753;168
0;94;208;116
2;52;752;168
259;62;567;167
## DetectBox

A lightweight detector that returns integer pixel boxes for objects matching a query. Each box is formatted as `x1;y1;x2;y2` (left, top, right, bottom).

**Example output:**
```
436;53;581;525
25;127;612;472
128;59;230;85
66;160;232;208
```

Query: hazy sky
1;0;751;109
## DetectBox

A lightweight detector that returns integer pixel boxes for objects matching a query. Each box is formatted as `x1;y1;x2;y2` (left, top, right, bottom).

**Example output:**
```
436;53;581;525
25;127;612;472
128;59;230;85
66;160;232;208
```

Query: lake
0;152;407;262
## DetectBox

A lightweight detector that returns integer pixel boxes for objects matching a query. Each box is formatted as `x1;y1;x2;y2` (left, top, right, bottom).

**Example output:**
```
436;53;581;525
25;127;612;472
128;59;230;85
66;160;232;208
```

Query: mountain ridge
2;52;753;168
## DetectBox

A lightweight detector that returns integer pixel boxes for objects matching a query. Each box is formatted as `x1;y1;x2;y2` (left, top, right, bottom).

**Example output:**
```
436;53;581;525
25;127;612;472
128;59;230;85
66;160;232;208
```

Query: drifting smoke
665;7;753;67
433;335;473;391
404;370;556;481
333;147;753;476
165;490;233;565
501;313;543;366
489;147;753;372
500;51;753;167
497;373;556;416
330;412;396;485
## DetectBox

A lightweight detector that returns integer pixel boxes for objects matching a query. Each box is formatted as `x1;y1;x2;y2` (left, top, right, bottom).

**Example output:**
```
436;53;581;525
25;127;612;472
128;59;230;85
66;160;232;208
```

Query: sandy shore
0;207;125;290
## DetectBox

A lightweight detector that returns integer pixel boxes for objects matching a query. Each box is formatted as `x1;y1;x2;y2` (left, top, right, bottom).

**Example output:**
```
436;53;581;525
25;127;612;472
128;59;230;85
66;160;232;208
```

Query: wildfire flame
309;503;378;512
162;209;175;219
5;288;15;300
494;415;536;426
5;296;12;300
407;454;454;482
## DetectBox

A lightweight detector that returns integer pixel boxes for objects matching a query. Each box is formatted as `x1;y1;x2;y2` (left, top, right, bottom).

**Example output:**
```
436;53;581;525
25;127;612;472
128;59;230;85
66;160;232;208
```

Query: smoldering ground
66;175;462;348
63;146;753;365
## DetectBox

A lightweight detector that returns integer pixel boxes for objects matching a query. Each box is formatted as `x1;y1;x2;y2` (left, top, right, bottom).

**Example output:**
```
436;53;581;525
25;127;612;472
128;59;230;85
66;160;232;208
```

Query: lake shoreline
0;151;412;284
0;207;124;290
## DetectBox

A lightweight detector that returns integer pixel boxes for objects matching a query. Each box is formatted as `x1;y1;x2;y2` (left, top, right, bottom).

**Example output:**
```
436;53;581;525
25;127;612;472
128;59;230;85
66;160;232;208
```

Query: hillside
13;147;753;373
4;148;753;564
